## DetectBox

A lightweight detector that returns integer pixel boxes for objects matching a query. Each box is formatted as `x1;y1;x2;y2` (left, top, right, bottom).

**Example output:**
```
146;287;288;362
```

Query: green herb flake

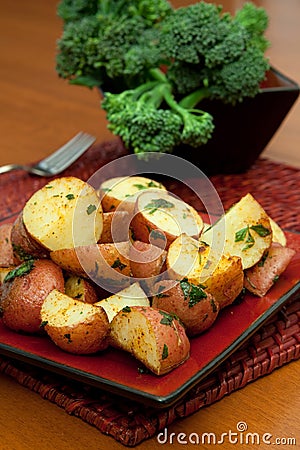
40;320;48;328
122;306;131;313
179;278;207;308
235;223;271;252
159;310;174;326
111;258;127;271
144;198;174;215
162;343;169;360
250;224;271;237
258;250;269;267
87;204;96;215
66;193;75;200
4;259;35;282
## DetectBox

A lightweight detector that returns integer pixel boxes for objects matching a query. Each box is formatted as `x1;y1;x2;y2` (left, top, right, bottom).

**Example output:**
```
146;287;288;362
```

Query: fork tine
37;132;96;173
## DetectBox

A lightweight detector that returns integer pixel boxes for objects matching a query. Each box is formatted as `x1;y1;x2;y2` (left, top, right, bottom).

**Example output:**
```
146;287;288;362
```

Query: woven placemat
0;299;299;447
0;140;299;446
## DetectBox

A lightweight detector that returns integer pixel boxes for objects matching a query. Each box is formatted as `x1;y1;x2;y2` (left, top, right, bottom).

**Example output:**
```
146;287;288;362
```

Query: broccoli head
102;70;214;154
56;0;172;89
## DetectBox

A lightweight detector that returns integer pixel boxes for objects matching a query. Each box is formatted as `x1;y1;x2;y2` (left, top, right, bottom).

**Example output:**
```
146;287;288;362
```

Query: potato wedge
203;193;273;269
11;213;49;262
22;176;103;251
110;305;190;375
167;234;244;308
131;189;203;249
0;259;65;334
95;282;150;322
50;241;131;292
152;279;219;336
41;289;109;354
65;275;98;304
129;240;166;294
244;243;296;297
269;217;287;246
0;223;15;267
99;176;166;214
98;211;130;243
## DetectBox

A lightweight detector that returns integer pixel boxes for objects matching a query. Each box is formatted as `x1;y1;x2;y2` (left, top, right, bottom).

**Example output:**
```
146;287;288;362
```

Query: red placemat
0;140;299;446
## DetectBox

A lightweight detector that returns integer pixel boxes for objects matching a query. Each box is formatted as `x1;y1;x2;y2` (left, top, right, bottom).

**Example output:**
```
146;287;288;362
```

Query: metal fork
0;132;96;177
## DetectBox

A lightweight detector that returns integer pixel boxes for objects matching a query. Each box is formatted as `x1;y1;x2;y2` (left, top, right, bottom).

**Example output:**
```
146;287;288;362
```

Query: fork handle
0;163;46;176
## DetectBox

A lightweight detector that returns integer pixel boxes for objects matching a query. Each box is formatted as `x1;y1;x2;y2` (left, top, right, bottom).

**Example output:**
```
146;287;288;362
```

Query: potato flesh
23;177;103;251
41;290;98;327
99;176;166;212
95;282;150;321
203;193;273;269
135;190;203;238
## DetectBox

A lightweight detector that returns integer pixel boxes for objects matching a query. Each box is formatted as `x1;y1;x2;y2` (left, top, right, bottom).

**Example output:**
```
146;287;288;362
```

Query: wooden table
0;1;299;449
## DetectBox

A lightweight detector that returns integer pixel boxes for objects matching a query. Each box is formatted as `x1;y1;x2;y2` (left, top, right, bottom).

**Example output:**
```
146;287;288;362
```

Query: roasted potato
99;176;166;215
244;243;296;297
95;282;150;322
98;211;130;243
110;305;190;375
129;240;166;294
203;193;273;269
41;289;109;354
0;223;15;267
22;176;103;251
0;259;64;334
50;241;131;292
131;189;203;249
167;233;244;308
152;279;220;336
269;217;287;246
11;213;49;263
65;274;99;304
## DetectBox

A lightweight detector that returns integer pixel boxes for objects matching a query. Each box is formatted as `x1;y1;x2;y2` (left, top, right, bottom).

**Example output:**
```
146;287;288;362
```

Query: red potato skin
244;243;296;297
98;211;130;243
0;223;14;267
130;211;173;250
152;280;220;337
44;307;110;355
110;305;190;375
11;212;49;263
0;259;65;334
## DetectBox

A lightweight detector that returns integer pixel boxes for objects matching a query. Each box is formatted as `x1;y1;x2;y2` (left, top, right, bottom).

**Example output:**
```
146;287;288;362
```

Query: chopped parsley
235;224;271;251
4;259;35;282
86;204;96;215
66;193;75;200
111;258;127;271
144;198;174;215
162;344;169;360
180;278;207;307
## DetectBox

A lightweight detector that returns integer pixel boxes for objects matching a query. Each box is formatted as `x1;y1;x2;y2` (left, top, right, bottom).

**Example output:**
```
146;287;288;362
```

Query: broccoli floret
160;2;270;102
56;0;172;89
102;69;214;154
234;2;270;52
56;0;271;155
57;0;98;23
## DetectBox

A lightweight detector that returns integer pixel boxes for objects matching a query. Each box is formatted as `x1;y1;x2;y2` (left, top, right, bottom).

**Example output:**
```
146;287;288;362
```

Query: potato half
41;289;109;354
99;176;166;214
110;305;190;375
131;189;203;249
0;259;65;334
22;176;103;251
203;193;273;269
95;282;150;322
167;233;244;308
